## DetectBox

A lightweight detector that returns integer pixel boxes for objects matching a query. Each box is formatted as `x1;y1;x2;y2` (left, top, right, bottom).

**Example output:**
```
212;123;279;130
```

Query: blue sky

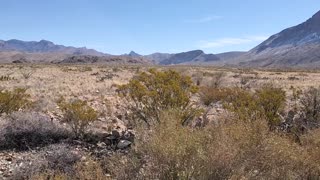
0;0;319;55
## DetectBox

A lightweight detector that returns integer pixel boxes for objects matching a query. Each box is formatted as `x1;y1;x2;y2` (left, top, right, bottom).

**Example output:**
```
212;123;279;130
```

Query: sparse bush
300;87;320;125
104;152;144;180
209;72;225;88
117;69;201;127
45;144;82;174
20;69;34;79
78;66;93;72
14;144;82;179
0;112;71;150
239;75;252;88
96;72;119;82
288;76;299;81
0;75;14;81
58;99;98;138
31;159;107;180
199;87;233;106
290;86;303;111
112;67;121;72
0;88;32;116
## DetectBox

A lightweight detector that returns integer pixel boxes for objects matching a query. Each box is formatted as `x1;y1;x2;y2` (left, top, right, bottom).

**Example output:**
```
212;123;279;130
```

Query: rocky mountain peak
128;51;141;57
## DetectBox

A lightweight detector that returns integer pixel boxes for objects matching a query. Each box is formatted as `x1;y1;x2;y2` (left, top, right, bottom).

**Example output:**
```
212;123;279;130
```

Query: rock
106;135;117;140
5;157;12;162
97;142;107;148
117;140;131;149
121;131;135;142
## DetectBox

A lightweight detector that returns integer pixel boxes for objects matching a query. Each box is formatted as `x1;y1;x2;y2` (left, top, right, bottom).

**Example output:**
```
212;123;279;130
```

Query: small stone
117;140;131;149
5;157;12;162
97;142;107;148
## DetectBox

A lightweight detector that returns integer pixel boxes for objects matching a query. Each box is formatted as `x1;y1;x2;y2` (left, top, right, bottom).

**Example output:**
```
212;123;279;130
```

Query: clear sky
0;0;319;55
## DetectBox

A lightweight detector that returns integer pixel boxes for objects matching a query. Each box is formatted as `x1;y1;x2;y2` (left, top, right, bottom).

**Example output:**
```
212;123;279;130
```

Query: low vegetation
58;99;99;138
0;112;70;151
117;69;201;127
0;88;32;115
1;65;320;179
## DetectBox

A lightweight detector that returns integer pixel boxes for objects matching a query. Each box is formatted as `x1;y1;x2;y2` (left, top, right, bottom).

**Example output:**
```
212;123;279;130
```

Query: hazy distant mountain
215;51;246;60
0;39;152;64
144;53;173;63
237;10;320;68
158;50;220;65
127;51;142;57
59;55;150;64
0;39;107;56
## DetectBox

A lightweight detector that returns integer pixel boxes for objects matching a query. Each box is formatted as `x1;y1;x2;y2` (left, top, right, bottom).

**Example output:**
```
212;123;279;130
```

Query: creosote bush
200;87;234;106
0;88;32;115
218;85;286;130
256;85;286;129
117;69;201;127
128;111;320;179
58;99;98;138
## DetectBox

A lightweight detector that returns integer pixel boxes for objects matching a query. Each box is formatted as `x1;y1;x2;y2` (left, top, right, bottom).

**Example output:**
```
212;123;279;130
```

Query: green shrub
58;99;98;138
0;88;32;115
256;85;286;129
117;69;201;127
223;88;264;122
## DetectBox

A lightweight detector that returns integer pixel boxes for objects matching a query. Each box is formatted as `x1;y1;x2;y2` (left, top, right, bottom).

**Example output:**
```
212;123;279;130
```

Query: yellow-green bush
221;86;286;130
256;85;286;129
58;99;98;138
131;111;319;179
117;69;201;126
223;88;264;123
200;87;235;106
0;88;31;115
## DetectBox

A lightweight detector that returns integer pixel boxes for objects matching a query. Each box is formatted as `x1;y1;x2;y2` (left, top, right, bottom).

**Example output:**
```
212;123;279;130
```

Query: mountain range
0;10;320;67
234;10;320;68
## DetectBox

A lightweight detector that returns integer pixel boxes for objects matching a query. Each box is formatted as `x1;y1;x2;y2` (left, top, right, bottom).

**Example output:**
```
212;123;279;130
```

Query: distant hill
0;39;107;56
215;51;246;60
143;50;244;65
0;40;151;64
236;10;320;68
144;53;173;64
59;55;150;64
152;50;220;65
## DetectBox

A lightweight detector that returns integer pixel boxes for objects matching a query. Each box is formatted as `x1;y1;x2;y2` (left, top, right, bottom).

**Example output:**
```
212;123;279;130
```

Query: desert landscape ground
1;64;320;179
